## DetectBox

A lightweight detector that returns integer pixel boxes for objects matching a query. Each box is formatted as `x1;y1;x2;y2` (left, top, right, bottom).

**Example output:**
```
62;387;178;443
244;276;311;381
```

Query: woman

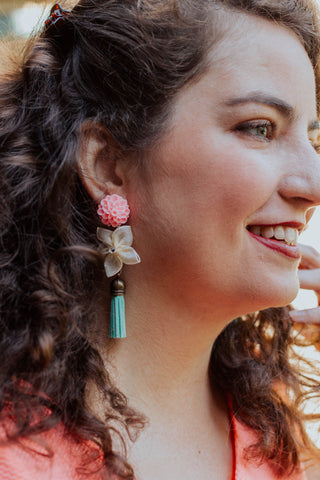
1;0;320;479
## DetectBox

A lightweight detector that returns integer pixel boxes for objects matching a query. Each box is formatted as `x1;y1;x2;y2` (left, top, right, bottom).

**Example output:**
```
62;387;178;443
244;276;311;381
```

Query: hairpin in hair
45;4;70;29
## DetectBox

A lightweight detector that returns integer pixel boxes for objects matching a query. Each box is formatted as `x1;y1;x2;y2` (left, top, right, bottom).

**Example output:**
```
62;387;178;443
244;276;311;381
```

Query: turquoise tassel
109;277;126;338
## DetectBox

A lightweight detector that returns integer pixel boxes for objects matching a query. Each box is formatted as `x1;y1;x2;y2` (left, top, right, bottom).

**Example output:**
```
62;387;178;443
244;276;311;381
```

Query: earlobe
78;122;126;203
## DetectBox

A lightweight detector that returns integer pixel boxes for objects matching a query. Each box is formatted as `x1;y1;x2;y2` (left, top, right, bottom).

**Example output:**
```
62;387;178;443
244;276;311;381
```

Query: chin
237;274;300;315
257;280;300;311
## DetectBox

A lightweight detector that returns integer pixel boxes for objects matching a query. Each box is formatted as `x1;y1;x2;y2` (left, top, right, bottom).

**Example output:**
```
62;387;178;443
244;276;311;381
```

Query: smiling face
128;12;320;320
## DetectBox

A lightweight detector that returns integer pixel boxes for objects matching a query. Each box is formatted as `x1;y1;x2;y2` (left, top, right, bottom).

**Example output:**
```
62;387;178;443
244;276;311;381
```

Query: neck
105;274;231;423
93;265;236;479
94;273;234;480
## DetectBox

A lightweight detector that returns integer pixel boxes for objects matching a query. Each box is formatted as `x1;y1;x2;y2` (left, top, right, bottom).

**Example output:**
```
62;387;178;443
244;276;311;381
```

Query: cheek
129;136;277;254
173;145;277;227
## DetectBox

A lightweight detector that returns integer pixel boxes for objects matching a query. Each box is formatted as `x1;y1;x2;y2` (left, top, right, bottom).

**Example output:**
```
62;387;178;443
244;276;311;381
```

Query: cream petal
97;227;113;246
118;245;141;265
104;254;123;277
113;225;133;247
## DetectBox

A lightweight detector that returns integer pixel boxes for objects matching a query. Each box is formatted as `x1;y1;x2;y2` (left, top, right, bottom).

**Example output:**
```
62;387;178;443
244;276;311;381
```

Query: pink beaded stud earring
97;194;130;227
96;194;140;338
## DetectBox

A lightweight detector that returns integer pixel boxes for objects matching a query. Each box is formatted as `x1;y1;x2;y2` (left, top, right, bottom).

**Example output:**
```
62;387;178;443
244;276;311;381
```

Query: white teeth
274;226;285;240
261;226;273;239
248;225;299;246
251;226;261;235
285;227;298;245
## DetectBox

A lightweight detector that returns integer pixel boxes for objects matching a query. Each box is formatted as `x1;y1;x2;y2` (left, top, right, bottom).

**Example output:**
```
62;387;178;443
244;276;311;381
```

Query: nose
278;141;320;208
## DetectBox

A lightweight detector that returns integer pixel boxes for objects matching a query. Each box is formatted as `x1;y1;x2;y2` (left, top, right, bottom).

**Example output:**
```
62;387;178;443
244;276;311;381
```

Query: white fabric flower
97;225;141;277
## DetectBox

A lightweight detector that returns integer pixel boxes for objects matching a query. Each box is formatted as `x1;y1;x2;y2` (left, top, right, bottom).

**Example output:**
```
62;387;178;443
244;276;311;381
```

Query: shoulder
233;416;307;480
0;422;106;480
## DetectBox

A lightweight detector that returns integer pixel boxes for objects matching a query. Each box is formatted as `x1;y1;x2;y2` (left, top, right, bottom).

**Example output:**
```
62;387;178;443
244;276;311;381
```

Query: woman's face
129;13;320;319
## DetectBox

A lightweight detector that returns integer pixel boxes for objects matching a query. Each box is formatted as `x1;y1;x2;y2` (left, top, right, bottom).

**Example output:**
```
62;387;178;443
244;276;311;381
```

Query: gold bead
110;277;126;296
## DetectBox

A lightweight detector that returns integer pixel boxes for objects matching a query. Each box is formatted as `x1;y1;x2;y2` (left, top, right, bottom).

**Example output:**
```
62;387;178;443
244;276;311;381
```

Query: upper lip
246;221;306;234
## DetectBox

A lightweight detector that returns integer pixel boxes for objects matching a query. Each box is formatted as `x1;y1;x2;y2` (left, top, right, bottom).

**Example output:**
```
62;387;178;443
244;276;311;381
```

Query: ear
78;122;127;204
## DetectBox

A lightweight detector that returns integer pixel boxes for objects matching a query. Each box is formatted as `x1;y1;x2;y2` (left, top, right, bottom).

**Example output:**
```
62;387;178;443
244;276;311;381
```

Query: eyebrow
225;93;294;117
224;93;320;132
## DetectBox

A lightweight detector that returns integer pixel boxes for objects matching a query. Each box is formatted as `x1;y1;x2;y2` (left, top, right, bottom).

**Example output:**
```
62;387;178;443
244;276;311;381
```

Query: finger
290;307;320;324
306;207;316;224
299;244;320;269
298;268;320;291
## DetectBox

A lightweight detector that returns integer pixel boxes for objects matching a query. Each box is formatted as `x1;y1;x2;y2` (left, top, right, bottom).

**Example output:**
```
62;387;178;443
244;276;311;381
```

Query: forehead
205;12;316;110
177;11;316;123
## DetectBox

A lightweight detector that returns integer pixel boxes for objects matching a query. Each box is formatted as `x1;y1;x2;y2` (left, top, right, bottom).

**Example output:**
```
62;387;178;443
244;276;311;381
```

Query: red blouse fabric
231;411;306;480
0;422;105;480
0;417;306;480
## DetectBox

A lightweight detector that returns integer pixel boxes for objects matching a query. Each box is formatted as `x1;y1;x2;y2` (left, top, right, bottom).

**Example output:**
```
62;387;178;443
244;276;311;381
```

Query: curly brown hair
1;0;320;478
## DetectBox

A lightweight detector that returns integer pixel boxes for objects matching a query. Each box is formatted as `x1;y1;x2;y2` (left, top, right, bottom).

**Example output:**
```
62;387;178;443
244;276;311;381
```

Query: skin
81;12;320;480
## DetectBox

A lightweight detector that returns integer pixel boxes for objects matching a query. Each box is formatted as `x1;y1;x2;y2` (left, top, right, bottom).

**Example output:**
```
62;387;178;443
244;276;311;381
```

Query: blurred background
0;1;51;37
294;209;320;310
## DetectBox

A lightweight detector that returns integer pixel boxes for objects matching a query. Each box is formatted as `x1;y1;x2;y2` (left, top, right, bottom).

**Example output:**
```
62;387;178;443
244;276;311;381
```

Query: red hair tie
45;3;70;29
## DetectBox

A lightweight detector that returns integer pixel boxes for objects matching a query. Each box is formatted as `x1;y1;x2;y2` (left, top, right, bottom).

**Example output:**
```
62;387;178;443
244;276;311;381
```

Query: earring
97;194;140;338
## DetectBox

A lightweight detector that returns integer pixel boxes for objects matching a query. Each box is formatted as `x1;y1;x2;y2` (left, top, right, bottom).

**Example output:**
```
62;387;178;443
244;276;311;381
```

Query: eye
310;140;320;154
250;125;269;138
236;120;275;140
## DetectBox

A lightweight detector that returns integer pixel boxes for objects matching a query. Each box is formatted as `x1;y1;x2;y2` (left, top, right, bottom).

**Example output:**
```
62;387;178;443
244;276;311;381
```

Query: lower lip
248;231;301;259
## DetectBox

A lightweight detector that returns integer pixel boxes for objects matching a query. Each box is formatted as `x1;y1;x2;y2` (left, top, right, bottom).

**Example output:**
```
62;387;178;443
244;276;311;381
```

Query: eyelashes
235;120;275;141
235;120;320;154
311;141;320;153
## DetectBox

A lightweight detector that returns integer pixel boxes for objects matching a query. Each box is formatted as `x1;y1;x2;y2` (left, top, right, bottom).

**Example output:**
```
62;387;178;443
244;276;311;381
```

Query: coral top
231;412;306;480
0;415;306;480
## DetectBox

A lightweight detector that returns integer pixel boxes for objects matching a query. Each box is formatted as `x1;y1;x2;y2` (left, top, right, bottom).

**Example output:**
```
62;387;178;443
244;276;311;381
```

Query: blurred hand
289;244;320;349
